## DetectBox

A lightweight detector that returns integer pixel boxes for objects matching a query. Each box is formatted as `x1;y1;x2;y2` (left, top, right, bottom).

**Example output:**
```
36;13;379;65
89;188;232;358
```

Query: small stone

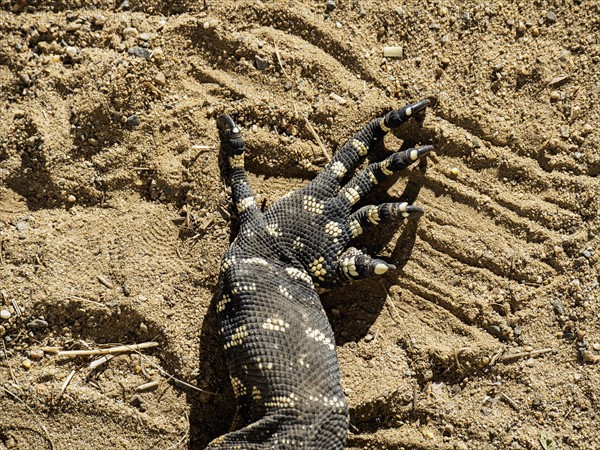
549;91;561;101
65;46;78;58
122;27;138;38
27;318;49;330
0;310;11;320
66;22;81;32
553;299;564;315
532;394;544;409
525;357;535;367
326;0;336;12
0;325;5;336
582;249;592;259
16;221;27;232
545;11;557;24
128;46;150;59
560;125;570;138
592;342;600;351
139;32;151;41
335;21;342;29
364;333;374;342
531;27;540;36
203;21;210;29
487;325;503;337
139;322;148;334
126;114;140;127
67;194;77;203
154;71;166;86
254;55;269;71
130;394;142;407
29;349;44;360
449;167;460;177
581;124;593;135
22;358;32;369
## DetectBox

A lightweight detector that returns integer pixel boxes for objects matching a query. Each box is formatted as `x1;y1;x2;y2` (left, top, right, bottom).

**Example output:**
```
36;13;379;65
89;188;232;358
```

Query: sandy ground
0;1;599;449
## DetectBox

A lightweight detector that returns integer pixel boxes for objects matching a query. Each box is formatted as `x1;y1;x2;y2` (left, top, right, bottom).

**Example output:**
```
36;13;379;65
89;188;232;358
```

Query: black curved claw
415;145;434;158
408;99;431;116
384;98;431;129
383;203;424;220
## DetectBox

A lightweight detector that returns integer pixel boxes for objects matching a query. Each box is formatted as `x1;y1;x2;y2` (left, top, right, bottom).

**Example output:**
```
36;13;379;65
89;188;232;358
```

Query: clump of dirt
0;1;598;449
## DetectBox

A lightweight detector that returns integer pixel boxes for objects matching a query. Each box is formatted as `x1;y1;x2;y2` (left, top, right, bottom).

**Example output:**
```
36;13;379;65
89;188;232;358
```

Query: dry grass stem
301;114;331;161
88;354;115;370
499;348;553;362
57;341;159;357
58;369;77;400
135;380;160;392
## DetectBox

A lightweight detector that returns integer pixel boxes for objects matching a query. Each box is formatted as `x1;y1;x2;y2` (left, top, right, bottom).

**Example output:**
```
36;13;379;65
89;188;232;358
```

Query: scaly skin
207;100;432;449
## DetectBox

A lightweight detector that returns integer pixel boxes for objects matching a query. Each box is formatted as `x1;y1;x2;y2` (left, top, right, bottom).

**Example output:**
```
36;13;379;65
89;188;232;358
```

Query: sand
0;1;598;449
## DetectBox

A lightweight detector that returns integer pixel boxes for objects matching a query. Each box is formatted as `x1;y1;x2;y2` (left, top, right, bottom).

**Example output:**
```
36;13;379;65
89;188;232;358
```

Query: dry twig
57;341;159;357
499;348;553;363
57;370;77;401
301;114;331;161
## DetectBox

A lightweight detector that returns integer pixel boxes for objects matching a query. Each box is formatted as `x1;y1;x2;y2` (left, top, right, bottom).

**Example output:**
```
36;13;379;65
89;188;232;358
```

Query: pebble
16;221;27;232
364;333;374;342
549;91;561;101
67;194;77;203
449;167;460;177
122;27;138;38
254;55;269;71
581;124;593;135
326;0;336;12
27;318;49;330
126;114;140;127
560;125;570;138
0;310;11;320
546;11;557;24
553;299;565;315
22;358;32;369
29;349;44;360
65;46;78;58
128;46;150;59
154;71;166;86
525;358;535;367
582;249;592;259
0;325;5;336
592;342;600;351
